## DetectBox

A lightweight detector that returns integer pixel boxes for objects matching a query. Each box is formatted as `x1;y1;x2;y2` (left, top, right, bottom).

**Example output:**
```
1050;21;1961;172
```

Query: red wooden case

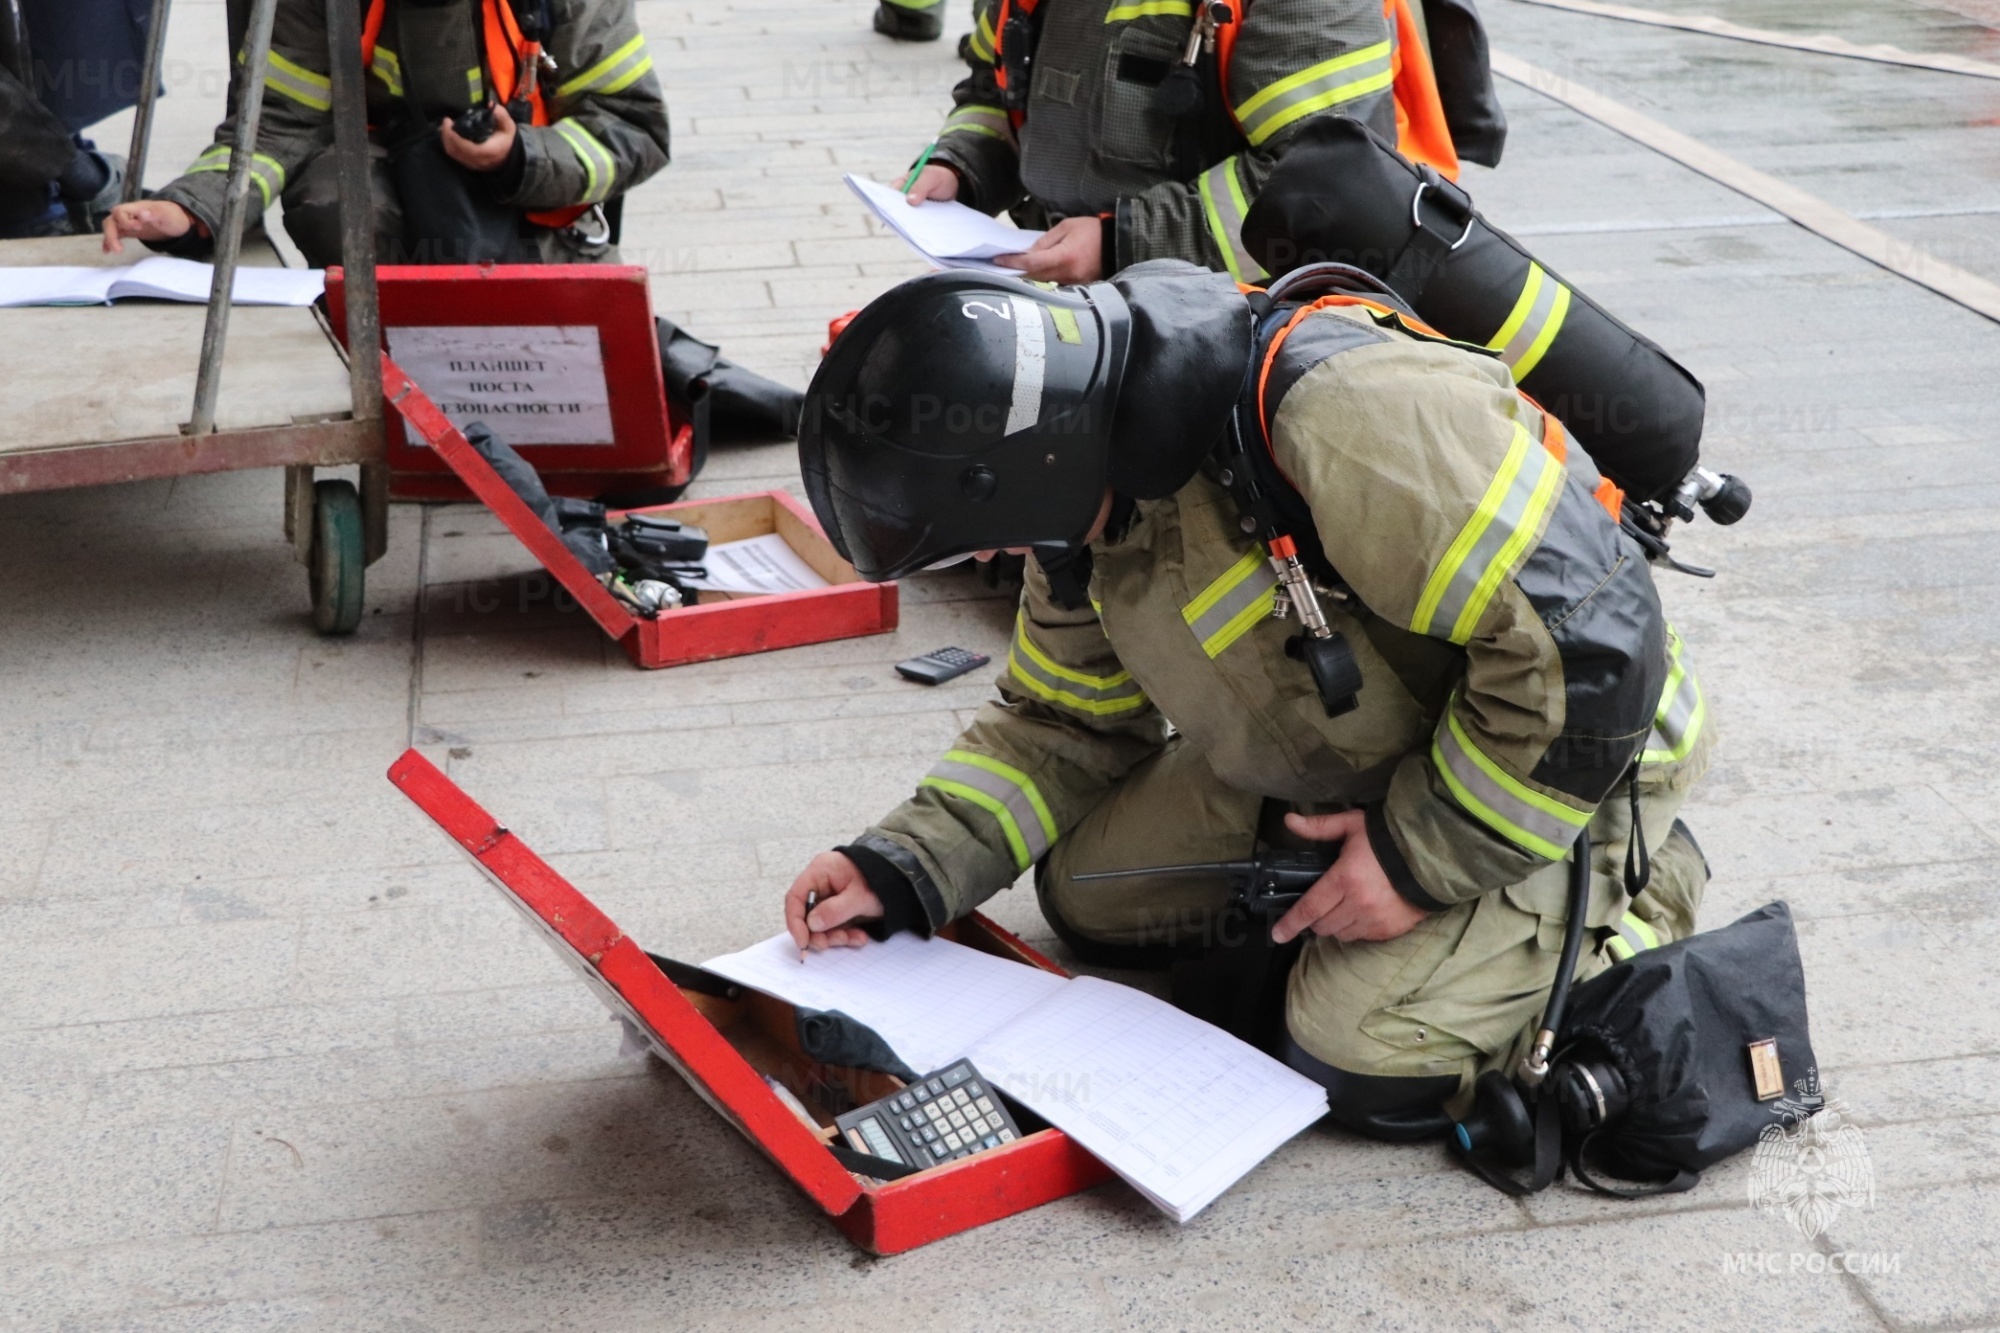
389;749;1113;1253
382;354;897;669
326;264;695;502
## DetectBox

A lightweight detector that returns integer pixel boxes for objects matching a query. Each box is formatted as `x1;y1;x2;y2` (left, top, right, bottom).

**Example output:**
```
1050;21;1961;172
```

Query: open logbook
703;931;1329;1221
0;256;324;308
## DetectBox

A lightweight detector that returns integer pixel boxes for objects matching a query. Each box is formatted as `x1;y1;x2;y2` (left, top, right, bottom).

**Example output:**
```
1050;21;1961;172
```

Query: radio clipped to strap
1211;339;1364;718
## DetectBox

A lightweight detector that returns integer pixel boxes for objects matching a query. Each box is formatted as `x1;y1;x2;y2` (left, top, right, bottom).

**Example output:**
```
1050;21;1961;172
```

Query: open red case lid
382;354;641;643
387;748;866;1215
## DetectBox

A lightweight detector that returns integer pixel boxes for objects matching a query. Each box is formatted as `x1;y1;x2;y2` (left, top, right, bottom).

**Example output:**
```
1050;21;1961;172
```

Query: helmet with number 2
799;272;1131;581
800;262;1254;582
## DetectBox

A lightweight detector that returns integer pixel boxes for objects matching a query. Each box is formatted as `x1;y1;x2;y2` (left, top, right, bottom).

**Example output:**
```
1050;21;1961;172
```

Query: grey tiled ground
5;0;2000;1328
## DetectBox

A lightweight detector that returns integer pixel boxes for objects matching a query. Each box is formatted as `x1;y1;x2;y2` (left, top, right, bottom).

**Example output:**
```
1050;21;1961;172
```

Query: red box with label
327;264;695;502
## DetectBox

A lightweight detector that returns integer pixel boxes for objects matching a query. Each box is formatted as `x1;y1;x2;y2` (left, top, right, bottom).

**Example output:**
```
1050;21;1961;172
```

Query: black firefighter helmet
800;263;1252;581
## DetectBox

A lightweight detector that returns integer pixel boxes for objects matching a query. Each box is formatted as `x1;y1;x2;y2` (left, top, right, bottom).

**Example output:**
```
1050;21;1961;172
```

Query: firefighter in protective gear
902;0;1449;286
786;262;1714;1137
102;0;668;268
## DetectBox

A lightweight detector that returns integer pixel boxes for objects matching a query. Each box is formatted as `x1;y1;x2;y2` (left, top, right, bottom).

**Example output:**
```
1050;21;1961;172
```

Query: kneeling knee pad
1282;1031;1459;1142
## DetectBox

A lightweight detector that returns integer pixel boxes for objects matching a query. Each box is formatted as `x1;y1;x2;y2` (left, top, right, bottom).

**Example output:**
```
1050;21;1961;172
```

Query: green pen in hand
903;142;938;198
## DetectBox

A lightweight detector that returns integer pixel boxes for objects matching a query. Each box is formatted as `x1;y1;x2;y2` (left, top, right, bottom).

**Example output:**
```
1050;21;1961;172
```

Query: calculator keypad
835;1059;1022;1173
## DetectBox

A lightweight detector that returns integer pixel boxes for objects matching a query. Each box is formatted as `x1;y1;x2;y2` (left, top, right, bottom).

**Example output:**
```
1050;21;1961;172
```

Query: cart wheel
308;479;365;635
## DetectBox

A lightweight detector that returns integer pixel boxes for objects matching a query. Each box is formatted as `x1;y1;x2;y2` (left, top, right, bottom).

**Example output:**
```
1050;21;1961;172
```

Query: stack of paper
703;932;1328;1222
845;174;1043;275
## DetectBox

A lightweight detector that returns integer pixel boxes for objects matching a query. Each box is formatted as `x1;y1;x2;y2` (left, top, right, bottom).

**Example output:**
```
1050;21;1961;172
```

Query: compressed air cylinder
1240;116;1705;502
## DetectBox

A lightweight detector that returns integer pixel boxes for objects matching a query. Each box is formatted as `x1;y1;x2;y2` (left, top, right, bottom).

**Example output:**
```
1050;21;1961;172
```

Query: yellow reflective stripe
558;34;651;98
1486;263;1573;383
1433;709;1590;861
1234;41;1394;146
920;749;1058;870
1105;0;1191;19
1181;546;1280;658
943;105;1012;141
1196;157;1265;284
971;10;999;60
1410;424;1565;644
1623;913;1662;950
263;49;331;111
1006;614;1148;716
185;147;285;209
1605;935;1636;962
467;67;485;105
371;47;404;98
553;118;616;203
1050;306;1082;343
1643;626;1707;764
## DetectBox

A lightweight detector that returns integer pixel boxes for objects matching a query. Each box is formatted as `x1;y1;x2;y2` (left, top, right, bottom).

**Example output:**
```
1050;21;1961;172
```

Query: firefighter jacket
852;303;1712;930
933;0;1397;281
153;0;667;248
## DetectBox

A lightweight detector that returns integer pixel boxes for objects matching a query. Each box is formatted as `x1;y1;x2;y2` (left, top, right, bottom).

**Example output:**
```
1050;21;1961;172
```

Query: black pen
799;890;821;964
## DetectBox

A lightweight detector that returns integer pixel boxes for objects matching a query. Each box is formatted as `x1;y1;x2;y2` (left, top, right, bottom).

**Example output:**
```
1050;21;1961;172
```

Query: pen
903;142;937;198
799;890;821;964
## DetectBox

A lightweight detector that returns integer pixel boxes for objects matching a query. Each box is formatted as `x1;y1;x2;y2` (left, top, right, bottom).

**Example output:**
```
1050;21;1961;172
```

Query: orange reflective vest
991;0;1458;178
360;0;590;229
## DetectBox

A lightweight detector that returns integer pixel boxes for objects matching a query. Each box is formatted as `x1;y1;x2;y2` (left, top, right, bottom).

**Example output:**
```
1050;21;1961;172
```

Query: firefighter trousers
1036;735;1711;1109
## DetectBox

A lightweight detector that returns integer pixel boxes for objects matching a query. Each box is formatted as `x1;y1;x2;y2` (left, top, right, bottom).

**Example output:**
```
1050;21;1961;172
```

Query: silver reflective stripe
262;50;331;111
554;118;617;203
1410;424;1565;644
1006;614;1148;716
1643;626;1706;764
1181;546;1279;658
558;34;655;98
1433;709;1590;861
1196;156;1266;284
1233;41;1394;147
1486;263;1572;382
1606;911;1662;961
187;146;286;209
371;47;404;98
1004;294;1046;435
919;749;1058;870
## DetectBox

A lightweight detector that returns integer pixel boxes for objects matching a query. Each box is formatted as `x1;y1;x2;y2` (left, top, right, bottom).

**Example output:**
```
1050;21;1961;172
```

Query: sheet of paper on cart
845;173;1042;275
0;256;324;307
682;533;830;596
702;931;1328;1220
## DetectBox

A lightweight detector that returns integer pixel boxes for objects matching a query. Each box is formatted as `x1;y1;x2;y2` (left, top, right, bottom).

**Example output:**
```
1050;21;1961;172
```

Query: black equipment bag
1560;900;1819;1190
1241;117;1706;502
1421;0;1507;167
1453;901;1821;1197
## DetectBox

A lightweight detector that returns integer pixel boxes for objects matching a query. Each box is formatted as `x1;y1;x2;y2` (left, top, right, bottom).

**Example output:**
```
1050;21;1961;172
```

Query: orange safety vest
991;0;1458;179
360;0;590;230
1255;294;1624;519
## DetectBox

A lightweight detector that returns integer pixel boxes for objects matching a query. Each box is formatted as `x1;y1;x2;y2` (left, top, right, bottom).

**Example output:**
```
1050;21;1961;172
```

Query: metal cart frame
0;0;385;634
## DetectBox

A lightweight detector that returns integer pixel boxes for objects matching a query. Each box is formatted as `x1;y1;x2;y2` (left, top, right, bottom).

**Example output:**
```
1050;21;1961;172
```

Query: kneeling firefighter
784;260;1718;1139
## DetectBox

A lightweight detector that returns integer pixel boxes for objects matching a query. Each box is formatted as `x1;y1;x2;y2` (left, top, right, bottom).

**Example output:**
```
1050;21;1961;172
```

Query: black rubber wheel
308;478;365;635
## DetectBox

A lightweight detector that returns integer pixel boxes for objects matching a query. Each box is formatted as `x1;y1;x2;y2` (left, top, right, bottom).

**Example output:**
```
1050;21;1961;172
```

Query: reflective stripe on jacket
154;0;667;243
863;304;1711;928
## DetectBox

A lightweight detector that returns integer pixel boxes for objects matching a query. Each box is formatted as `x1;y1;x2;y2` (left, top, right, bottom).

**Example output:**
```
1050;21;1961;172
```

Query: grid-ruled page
967;976;1328;1221
702;931;1067;1075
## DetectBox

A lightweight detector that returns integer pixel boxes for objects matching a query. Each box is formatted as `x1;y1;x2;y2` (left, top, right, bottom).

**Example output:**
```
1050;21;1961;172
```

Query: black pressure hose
1523;829;1592;1083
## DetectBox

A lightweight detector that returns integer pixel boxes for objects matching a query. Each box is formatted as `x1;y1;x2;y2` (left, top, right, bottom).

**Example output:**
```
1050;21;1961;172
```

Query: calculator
895;646;990;686
834;1059;1021;1170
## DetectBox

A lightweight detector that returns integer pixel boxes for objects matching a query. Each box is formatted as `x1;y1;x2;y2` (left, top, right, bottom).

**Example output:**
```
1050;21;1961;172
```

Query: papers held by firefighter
0;256;324;307
702;931;1328;1221
845;173;1044;275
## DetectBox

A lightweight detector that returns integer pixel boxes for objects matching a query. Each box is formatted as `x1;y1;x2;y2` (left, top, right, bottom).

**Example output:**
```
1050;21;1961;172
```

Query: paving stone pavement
4;0;2000;1328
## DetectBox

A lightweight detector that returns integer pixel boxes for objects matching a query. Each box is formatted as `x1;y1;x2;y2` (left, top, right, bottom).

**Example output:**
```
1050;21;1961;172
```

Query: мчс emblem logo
1748;1070;1875;1241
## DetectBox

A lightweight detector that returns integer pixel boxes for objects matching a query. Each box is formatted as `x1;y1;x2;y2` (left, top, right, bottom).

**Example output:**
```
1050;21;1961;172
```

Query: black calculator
834;1059;1021;1169
895;646;990;686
